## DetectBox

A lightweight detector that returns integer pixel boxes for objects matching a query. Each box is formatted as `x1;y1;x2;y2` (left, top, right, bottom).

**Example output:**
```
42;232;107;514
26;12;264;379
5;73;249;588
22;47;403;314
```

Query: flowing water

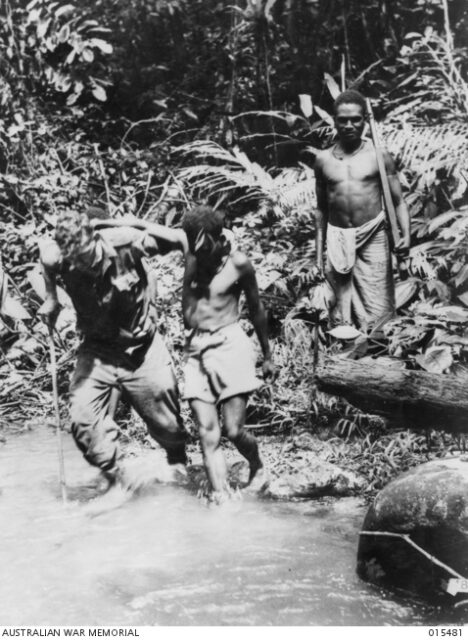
0;427;456;626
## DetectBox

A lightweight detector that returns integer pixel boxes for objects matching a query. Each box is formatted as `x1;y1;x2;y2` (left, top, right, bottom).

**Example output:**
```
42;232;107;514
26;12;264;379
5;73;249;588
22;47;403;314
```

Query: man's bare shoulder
39;238;62;270
314;148;334;171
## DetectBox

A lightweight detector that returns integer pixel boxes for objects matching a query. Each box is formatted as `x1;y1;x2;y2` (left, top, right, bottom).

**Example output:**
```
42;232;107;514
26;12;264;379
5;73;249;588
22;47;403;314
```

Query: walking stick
309;245;324;426
48;327;67;503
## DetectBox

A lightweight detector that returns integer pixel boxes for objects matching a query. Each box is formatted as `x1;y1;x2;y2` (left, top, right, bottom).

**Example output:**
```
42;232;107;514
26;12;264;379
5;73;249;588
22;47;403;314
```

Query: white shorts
183;323;261;404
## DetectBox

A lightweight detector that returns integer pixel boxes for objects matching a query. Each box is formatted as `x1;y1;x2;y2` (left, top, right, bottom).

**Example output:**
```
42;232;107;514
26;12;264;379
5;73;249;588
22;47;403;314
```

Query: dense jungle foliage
0;0;467;491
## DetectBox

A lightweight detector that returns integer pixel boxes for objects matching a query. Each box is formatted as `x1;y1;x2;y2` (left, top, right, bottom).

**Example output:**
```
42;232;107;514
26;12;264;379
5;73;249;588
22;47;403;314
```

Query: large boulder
357;457;468;605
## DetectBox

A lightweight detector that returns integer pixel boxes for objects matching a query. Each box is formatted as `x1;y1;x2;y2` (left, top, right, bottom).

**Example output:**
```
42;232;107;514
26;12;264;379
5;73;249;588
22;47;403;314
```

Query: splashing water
0;427;447;625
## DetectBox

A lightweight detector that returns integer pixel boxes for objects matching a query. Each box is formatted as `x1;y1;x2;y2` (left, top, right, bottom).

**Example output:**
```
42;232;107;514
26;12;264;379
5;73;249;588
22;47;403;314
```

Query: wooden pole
366;98;400;249
48;328;67;503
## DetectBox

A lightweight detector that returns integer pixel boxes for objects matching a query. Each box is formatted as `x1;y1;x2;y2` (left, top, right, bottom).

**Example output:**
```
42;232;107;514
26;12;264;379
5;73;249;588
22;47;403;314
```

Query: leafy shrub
1;0;113;107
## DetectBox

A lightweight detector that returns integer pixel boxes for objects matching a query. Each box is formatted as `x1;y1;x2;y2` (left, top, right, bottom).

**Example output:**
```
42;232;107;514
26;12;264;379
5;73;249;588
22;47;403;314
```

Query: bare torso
183;252;244;331
316;139;382;228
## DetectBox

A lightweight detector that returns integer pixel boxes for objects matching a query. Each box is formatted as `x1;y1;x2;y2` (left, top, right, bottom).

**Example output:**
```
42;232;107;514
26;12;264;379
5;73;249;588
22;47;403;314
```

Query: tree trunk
315;356;468;433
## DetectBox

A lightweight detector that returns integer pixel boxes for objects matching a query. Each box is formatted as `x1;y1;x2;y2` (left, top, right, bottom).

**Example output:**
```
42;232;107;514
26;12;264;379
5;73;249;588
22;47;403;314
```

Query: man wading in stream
313;90;411;330
39;209;189;491
181;206;275;501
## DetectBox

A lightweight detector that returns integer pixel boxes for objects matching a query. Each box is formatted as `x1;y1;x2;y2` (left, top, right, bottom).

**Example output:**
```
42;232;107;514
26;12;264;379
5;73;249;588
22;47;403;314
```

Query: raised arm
92;216;188;255
313;155;328;273
236;253;275;380
384;151;411;253
38;240;62;329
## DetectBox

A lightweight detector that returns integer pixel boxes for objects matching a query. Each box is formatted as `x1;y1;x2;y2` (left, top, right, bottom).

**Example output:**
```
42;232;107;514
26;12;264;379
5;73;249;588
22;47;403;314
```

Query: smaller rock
264;458;365;500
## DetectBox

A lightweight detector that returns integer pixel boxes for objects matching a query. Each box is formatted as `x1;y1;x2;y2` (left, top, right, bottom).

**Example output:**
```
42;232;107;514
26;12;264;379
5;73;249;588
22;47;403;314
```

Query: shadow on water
0;428;460;626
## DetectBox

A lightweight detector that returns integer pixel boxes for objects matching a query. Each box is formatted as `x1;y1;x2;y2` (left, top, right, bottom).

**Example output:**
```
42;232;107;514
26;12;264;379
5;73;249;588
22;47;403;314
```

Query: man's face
189;229;224;265
62;226;96;270
335;103;365;145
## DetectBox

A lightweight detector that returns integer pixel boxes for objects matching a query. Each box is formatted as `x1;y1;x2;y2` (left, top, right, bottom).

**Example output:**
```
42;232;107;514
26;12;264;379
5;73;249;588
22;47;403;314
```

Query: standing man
39;209;188;489
313;90;410;330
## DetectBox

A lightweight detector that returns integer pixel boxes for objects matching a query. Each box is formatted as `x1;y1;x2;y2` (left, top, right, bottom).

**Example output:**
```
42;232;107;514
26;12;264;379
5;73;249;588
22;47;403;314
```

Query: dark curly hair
55;210;91;259
182;205;225;243
333;90;366;115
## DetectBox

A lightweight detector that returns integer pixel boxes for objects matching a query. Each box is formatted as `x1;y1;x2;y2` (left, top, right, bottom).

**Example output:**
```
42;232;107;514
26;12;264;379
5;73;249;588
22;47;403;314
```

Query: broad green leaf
66;92;79;106
324;73;340;99
454;264;468;288
2;295;31;320
58;24;71;43
298;94;313;118
26;7;40;23
65;49;76;65
314;105;334;128
90;38;113;54
91;84;107;101
256;269;282;291
395;278;419;309
82;48;95;62
415;346;452;373
26;0;40;11
55;5;74;18
441;306;468;322
37;18;51;39
427;209;464;233
457;291;468;307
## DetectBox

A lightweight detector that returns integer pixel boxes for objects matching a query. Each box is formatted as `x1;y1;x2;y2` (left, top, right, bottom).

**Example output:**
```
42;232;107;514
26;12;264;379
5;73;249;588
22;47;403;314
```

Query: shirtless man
314;90;410;330
181;206;275;498
99;207;274;498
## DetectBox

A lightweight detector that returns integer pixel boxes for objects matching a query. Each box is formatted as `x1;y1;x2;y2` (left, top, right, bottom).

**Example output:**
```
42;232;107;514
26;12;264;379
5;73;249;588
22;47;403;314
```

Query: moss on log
315;356;468;433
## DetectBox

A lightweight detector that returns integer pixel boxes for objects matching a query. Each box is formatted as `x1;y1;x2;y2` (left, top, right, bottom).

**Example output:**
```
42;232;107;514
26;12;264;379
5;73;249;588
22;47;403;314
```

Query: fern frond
380;121;468;189
176;141;317;212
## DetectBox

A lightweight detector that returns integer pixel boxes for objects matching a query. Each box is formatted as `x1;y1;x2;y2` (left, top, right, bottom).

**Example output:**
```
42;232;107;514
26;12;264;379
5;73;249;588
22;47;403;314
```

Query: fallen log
315;356;468;433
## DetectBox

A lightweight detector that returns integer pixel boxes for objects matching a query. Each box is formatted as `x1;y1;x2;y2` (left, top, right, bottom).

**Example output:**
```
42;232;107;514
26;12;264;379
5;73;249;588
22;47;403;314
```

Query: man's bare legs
221;395;265;487
190;399;228;493
191;395;268;496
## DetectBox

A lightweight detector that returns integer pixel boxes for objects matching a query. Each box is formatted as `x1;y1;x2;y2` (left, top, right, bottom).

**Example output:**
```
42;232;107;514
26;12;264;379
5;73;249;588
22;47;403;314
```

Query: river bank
114;413;461;501
0;412;461;503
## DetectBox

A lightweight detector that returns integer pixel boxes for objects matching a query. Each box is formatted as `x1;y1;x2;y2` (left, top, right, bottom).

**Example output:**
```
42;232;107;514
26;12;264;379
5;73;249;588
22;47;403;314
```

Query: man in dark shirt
39;209;188;488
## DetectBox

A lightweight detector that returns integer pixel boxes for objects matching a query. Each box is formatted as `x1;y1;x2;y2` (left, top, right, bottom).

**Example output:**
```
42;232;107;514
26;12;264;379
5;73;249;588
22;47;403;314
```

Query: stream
0;427;454;626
